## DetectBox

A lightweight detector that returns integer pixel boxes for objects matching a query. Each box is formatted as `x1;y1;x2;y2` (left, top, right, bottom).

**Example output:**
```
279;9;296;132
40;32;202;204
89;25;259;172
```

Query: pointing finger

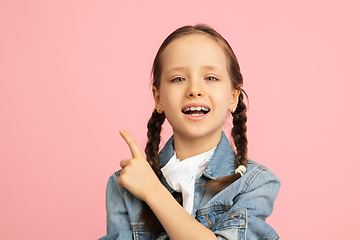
119;129;143;158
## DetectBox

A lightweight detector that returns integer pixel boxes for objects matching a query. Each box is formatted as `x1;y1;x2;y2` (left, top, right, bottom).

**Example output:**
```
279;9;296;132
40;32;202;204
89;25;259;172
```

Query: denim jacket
99;132;280;240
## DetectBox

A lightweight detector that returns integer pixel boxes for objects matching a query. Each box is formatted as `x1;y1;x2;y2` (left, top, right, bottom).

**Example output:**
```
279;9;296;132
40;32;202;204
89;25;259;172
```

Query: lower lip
183;113;209;121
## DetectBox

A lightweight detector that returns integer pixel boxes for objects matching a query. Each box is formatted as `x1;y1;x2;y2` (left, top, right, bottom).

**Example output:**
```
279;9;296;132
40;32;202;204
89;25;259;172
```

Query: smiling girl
99;25;280;240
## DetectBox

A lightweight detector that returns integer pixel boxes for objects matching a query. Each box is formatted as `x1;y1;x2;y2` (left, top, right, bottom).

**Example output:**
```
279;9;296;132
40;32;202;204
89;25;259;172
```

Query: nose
187;81;203;98
189;92;202;97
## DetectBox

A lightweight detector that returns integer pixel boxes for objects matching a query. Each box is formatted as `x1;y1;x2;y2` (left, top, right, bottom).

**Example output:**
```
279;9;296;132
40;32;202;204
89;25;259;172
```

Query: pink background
1;0;359;239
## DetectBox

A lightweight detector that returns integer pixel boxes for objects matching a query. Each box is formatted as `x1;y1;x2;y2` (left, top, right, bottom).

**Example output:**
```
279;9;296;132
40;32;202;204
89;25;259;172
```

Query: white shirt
160;147;216;215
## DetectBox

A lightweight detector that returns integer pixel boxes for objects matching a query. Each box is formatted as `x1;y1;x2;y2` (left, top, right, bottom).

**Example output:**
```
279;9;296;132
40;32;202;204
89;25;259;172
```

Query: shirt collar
159;132;236;191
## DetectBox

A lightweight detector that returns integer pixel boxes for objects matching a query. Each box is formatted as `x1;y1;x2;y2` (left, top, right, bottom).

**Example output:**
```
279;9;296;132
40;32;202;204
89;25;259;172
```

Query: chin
176;127;222;140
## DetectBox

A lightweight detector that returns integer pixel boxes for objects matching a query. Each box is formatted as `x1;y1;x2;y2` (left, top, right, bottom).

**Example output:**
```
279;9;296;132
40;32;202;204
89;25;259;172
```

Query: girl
100;24;280;240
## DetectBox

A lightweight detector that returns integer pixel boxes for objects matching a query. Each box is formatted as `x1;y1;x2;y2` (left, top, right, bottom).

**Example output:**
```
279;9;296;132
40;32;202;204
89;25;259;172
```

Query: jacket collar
159;132;236;191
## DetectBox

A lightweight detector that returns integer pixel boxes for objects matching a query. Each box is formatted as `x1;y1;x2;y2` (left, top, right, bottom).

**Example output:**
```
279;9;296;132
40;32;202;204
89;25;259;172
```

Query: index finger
119;129;143;158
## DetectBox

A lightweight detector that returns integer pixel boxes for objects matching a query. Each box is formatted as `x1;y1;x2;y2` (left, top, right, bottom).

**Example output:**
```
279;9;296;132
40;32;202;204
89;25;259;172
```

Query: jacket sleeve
212;166;281;240
98;172;133;240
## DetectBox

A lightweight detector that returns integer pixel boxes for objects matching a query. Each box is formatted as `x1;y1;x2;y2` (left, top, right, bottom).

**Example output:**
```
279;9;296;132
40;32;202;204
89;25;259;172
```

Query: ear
229;89;241;112
152;86;163;113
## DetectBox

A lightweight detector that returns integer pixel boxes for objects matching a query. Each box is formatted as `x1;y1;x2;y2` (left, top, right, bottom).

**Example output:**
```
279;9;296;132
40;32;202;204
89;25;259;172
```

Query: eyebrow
201;65;223;72
166;66;186;72
165;65;224;74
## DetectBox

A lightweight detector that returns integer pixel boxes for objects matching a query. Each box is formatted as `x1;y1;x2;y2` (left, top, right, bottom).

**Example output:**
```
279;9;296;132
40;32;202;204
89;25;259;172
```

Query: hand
117;130;163;202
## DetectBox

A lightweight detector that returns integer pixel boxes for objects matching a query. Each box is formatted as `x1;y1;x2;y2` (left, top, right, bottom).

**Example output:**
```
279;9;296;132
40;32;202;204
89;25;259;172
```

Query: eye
171;77;186;83
205;76;218;82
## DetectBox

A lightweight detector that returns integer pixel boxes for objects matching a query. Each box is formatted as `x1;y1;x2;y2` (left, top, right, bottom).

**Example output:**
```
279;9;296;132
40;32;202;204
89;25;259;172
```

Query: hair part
141;24;248;233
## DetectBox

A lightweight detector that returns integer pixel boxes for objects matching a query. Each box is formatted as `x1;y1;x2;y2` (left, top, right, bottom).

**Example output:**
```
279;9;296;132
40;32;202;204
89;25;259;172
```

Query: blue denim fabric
99;132;280;240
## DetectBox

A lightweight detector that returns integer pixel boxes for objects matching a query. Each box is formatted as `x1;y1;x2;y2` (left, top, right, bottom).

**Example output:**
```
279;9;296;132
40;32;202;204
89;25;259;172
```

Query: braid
231;90;248;168
202;90;248;192
139;109;165;233
145;109;165;178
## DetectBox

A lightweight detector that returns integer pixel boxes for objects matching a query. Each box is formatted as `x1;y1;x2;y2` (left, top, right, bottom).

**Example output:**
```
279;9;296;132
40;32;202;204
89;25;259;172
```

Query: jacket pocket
131;223;154;240
131;223;170;240
196;206;247;240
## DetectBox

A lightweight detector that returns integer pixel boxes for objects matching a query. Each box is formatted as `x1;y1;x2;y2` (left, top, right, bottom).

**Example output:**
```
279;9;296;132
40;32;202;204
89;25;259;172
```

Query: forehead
161;33;228;74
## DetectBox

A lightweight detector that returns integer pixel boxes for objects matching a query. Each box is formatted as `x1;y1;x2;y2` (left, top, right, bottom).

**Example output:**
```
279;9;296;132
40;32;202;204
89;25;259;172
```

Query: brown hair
141;24;248;233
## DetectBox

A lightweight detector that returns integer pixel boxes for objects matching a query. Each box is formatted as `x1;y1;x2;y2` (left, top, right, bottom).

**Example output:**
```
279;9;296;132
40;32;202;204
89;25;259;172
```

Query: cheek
159;90;176;111
212;87;233;107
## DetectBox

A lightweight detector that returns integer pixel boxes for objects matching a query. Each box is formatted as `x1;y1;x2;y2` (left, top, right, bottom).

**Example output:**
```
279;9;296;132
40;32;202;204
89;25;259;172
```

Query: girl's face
153;34;240;141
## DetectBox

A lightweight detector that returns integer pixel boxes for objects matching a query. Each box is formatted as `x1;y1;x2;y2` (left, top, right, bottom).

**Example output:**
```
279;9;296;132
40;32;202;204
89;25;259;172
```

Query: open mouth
182;106;210;116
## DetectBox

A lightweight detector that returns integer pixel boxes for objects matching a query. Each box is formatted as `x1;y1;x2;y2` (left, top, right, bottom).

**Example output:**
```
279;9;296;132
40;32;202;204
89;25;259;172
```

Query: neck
172;130;222;161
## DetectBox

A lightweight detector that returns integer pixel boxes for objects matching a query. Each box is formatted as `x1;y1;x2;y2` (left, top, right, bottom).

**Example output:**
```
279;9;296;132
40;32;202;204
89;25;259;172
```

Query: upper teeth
184;106;209;112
